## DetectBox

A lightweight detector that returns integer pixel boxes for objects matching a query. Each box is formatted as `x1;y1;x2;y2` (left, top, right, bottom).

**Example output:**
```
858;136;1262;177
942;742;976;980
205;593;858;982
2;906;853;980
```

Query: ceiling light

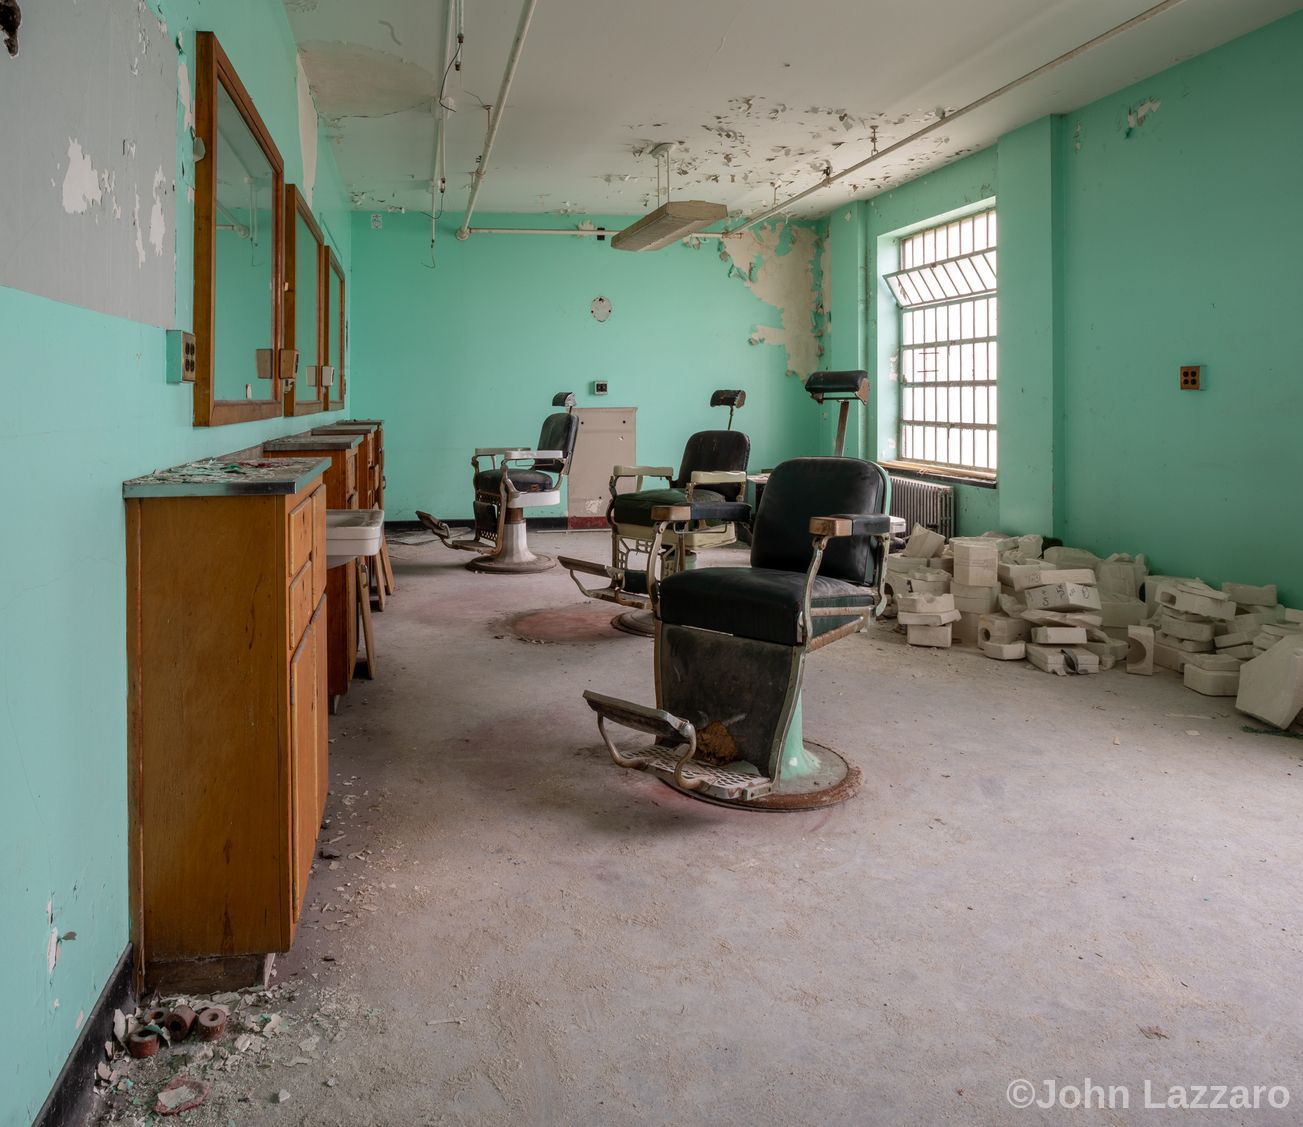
611;200;728;252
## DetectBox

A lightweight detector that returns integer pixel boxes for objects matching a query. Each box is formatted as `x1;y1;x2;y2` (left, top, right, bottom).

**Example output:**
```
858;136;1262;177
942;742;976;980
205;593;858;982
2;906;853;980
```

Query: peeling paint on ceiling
283;0;1299;218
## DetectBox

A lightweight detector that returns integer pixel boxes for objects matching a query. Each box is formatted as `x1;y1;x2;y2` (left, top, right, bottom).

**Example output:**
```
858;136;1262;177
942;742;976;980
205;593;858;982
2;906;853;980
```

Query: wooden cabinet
263;435;363;705
124;458;330;994
314;420;383;508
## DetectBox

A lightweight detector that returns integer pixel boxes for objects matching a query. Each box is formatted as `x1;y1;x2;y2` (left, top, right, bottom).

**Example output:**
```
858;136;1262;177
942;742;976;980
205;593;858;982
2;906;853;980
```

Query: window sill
881;461;998;489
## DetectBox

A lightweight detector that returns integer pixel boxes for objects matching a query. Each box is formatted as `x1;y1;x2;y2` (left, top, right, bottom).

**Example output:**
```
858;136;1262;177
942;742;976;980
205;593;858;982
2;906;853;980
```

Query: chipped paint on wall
297;40;434;122
717;222;825;379
61;140;104;214
0;0;176;324
297;53;319;205
1124;97;1162;138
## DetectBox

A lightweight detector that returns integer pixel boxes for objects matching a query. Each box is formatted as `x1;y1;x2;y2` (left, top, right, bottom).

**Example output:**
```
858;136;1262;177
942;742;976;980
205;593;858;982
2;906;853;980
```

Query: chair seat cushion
658;567;871;646
474;467;555;494
611;487;724;527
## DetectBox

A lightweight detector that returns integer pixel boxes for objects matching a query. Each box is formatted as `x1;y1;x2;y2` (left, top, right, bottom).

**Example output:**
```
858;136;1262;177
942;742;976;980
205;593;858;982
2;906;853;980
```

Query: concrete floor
101;532;1303;1125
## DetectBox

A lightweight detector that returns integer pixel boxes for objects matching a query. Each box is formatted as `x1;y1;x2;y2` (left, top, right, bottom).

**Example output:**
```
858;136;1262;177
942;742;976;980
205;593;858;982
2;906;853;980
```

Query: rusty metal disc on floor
660;741;862;811
507;602;635;643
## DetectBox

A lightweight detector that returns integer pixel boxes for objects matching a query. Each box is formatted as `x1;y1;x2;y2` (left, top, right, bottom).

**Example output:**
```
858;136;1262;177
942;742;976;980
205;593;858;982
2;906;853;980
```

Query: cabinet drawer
289;560;313;644
344;452;356;499
288;494;313;577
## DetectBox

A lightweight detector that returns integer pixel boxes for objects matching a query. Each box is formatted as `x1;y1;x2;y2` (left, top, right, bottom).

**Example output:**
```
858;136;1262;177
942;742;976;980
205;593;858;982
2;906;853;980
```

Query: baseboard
33;945;134;1127
566;516;609;530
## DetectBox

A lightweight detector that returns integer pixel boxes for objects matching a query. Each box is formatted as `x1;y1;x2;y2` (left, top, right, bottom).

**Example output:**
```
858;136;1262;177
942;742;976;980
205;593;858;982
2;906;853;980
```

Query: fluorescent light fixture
611;200;727;252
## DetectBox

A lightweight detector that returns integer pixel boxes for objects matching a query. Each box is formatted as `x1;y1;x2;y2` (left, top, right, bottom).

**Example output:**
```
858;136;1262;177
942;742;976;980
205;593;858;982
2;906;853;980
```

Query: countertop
263;434;363;452
123;457;331;498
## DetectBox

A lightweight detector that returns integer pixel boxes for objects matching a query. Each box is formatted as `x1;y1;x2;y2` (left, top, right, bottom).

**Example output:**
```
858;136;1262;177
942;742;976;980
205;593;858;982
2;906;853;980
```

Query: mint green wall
836;10;1303;581
0;2;351;1122
351;213;823;521
1058;12;1303;596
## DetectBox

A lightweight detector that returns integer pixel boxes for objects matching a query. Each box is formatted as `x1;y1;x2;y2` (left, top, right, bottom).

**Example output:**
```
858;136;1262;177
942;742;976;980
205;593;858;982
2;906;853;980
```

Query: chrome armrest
688;470;748;486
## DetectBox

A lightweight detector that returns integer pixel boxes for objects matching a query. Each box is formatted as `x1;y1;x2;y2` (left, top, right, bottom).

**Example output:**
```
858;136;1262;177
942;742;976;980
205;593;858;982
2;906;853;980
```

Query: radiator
889;475;954;540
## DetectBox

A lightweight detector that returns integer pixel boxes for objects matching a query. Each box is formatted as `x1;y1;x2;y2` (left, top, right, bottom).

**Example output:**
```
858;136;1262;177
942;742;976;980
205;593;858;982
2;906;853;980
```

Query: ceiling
285;0;1300;220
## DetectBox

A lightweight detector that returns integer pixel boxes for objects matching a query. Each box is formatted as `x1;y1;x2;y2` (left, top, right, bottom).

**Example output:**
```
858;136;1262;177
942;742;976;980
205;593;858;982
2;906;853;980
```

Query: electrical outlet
1179;364;1202;390
592;379;609;395
165;330;197;384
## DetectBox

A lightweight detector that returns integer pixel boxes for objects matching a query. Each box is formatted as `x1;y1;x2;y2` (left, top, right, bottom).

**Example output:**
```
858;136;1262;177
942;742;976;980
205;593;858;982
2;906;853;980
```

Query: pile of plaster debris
884;526;1303;730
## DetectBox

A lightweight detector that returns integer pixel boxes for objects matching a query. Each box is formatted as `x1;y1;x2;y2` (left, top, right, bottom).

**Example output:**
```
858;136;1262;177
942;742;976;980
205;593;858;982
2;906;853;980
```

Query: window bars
884;209;998;475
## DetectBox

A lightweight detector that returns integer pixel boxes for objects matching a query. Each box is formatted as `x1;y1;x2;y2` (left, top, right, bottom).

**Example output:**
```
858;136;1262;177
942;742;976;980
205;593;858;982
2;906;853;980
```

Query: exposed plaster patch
133;191;146;265
178;53;194;134
1125;98;1161;137
718;223;822;378
297;54;319;205
75;1009;86;1030
62;140;104;214
298;40;434;120
148;167;167;256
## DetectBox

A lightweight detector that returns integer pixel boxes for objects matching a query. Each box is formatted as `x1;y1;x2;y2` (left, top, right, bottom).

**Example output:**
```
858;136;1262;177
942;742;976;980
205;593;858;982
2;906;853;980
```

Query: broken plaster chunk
980;639;1026;661
1184;664;1241;697
906;569;951;595
1155;630;1214;654
1215;630;1256;649
1284;607;1303;624
951;581;1000;614
978;614;1029;646
1010;567;1095;592
900;524;946;559
1223;581;1277;607
1235;640;1303;729
1157;581;1236;621
1061;646;1101;674
1042;546;1100;570
1031;626;1088;645
1184;653;1242;672
897;608;961;626
1025;643;1067;675
1220;644;1260;660
906;623;952;648
1098;598;1147;627
1158;612;1216;642
1152;639;1189;673
1023;582;1101;613
1126;626;1155;675
1083;639;1128;671
896;592;955;615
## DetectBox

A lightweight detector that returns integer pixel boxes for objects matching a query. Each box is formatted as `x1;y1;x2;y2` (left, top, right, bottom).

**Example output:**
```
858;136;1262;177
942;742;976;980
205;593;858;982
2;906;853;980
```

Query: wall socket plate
592;379;609;395
165;330;197;384
1179;364;1202;390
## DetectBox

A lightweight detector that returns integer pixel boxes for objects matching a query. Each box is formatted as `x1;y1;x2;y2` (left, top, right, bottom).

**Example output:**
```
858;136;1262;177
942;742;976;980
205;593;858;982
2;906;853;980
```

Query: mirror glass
295;210;320;382
327;257;345;408
212;82;277;403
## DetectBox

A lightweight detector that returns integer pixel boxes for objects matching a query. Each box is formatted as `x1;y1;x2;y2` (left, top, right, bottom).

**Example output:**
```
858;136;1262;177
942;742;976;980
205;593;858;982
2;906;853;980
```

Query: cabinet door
313;598;329;823
289;603;323;918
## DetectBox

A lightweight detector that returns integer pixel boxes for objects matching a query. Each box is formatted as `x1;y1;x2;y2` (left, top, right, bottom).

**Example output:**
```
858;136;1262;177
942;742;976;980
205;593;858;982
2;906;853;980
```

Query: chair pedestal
612;610;655;636
466;507;556;573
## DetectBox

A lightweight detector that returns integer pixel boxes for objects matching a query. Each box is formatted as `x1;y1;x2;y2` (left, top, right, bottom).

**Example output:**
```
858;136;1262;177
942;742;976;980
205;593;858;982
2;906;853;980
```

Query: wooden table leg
379;535;396;595
370;553;387;612
356;558;377;679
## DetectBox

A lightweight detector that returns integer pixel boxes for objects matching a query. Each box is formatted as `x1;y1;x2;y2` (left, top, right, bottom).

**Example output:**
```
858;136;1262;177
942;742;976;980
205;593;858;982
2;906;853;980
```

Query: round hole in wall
590;296;612;323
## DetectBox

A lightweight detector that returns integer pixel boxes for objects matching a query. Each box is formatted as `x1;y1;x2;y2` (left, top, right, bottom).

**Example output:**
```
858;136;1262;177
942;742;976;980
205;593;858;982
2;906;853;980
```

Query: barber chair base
612;610;656;637
465;519;555;573
587;687;861;811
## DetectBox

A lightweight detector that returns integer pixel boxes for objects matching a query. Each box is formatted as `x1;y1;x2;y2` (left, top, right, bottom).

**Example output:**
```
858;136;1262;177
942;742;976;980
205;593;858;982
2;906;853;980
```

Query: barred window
884;208;997;475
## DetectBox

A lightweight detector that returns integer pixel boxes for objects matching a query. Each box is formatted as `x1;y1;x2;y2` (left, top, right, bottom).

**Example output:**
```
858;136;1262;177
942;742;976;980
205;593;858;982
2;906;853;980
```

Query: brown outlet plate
1179;365;1202;390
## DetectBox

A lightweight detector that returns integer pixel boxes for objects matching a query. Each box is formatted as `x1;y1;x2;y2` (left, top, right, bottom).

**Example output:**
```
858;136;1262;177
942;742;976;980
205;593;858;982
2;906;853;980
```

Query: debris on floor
883;528;1303;729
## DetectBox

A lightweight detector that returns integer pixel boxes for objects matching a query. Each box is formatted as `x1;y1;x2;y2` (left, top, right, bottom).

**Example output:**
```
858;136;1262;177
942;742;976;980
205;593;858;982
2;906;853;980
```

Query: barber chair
559;389;750;636
582;454;892;810
417;392;579;573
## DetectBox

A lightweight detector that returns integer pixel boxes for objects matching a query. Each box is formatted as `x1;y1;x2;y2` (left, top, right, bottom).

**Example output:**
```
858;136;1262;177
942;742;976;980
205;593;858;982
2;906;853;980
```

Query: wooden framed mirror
193;31;285;426
323;248;346;410
283;185;325;416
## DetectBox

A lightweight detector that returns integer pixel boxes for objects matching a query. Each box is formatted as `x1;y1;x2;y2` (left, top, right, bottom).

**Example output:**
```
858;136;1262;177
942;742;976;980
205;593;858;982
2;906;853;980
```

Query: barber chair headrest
805;371;868;404
710;389;746;410
552;391;577;409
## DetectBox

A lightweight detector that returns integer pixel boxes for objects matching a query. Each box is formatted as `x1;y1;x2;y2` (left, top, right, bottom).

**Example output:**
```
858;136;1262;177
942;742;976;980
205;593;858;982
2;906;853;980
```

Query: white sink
326;509;384;568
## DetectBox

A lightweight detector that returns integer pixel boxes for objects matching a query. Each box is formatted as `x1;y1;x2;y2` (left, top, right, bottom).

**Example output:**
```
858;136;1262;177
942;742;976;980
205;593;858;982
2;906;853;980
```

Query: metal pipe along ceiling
457;0;540;239
726;0;1191;235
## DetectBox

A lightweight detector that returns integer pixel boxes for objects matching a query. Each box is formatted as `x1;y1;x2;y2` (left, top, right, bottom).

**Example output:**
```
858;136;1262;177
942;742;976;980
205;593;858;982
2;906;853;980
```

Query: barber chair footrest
614;745;774;801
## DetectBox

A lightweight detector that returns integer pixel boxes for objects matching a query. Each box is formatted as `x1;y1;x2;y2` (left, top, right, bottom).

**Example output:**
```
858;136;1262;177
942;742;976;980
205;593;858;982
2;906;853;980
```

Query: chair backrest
750;457;889;584
534;411;580;474
672;430;751;499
